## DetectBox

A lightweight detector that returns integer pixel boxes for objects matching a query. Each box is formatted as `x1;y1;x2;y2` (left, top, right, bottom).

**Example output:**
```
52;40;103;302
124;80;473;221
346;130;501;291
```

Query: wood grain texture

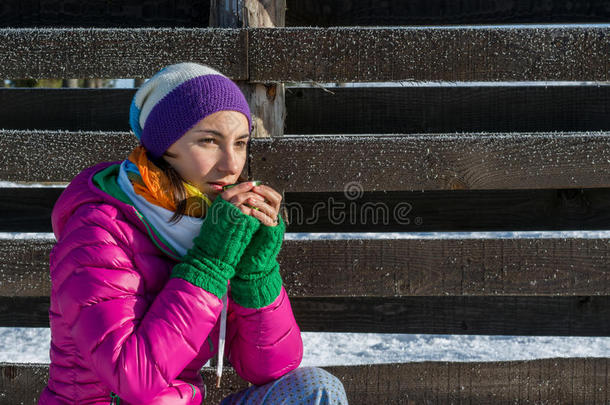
3;27;608;81
279;238;610;297
0;28;247;79
319;360;608;404
249;27;610;82
0;240;52;297
285;0;610;26
3;360;609;404
3;238;610;297
8;131;610;188
5;85;610;133
249;133;610;192
0;188;61;232
0;130;138;182
285;86;610;134
289;296;610;335
3;295;609;335
6;187;610;233
281;188;610;232
0;88;135;131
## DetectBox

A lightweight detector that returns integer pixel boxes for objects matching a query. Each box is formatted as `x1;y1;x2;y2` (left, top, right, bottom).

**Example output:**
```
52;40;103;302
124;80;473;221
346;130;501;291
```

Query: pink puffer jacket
38;162;303;404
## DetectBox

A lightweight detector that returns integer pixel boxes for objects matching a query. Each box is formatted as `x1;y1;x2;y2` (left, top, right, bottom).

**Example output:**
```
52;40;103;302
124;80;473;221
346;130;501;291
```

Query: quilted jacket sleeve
53;204;221;404
225;286;303;385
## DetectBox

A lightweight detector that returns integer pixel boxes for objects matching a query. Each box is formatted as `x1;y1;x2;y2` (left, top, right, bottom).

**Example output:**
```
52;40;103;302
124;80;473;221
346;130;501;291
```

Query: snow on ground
300;333;610;366
1;328;609;367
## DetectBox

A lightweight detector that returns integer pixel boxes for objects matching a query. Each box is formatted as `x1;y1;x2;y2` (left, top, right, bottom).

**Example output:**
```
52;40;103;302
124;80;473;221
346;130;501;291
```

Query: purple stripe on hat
141;74;252;159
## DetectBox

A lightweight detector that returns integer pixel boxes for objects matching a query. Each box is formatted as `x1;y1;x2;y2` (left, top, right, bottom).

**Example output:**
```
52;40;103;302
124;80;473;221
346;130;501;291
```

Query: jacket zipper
109;391;120;404
132;207;181;261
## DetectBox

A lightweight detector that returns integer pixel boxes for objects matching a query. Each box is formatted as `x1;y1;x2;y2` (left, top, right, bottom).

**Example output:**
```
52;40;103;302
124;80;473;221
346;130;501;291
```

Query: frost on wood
249;26;610;82
2;26;608;81
250;132;610;192
0;28;247;79
280;238;610;297
0;129;137;182
4;237;610;297
0;239;53;296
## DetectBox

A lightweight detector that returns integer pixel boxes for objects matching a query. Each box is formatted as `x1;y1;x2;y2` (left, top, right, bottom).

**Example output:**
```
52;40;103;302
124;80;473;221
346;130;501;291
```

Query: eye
198;138;215;144
236;141;248;147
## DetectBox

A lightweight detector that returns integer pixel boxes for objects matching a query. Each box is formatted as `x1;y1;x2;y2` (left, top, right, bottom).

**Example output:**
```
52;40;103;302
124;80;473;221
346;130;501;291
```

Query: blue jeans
219;367;348;404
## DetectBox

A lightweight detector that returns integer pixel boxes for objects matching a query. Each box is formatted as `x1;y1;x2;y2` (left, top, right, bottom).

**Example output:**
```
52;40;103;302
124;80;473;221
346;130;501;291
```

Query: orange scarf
126;146;212;218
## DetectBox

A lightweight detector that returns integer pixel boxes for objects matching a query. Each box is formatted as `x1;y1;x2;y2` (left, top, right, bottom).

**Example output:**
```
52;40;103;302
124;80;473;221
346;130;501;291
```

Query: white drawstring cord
216;292;228;388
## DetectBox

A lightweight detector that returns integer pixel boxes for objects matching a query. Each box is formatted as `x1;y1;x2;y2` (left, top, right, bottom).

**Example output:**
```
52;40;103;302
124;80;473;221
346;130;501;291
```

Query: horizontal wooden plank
0;88;134;131
0;188;61;232
0;28;247;79
5;85;610;133
0;240;53;297
282;238;610;297
283;188;610;232
2;27;609;81
0;0;210;28
3;238;610;297
250;133;610;192
3;359;609;404
286;0;610;26
250;27;610;82
291;296;610;335
4;295;609;335
6;130;610;189
285;86;610;134
6;187;610;233
0;130;137;182
0;297;50;327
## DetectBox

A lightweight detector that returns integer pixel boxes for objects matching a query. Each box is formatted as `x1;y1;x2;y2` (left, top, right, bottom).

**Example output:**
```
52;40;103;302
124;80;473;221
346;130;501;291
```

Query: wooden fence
1;0;609;403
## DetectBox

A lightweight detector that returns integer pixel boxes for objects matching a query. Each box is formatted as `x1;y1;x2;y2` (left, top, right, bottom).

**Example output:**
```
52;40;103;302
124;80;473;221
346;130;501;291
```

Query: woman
38;62;348;404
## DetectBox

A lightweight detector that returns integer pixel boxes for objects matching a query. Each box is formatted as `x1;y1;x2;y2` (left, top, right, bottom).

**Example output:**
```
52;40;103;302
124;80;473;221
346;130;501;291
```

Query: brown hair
151;148;288;227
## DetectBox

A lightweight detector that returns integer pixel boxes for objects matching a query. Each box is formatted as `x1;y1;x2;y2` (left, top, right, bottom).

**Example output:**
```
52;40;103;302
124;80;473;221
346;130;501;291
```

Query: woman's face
164;110;250;201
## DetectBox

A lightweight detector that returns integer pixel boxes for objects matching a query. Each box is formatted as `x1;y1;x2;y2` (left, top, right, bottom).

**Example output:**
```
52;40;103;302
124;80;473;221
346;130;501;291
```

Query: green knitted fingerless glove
231;214;285;308
171;196;261;299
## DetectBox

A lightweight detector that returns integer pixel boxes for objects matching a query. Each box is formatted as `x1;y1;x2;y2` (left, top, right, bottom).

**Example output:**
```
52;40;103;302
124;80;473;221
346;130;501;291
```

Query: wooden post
210;0;286;139
209;0;243;27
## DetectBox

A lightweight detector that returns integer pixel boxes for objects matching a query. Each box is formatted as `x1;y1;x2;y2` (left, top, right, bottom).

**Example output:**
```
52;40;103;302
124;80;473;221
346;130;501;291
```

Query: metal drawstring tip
216;374;222;388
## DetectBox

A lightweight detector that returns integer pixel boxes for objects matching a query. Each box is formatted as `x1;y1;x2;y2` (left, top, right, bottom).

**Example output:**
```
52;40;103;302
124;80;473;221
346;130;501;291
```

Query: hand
221;183;282;227
171;194;260;300
231;213;285;309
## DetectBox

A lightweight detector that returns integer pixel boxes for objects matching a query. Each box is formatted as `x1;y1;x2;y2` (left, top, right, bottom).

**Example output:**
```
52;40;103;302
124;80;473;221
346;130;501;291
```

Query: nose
216;146;242;175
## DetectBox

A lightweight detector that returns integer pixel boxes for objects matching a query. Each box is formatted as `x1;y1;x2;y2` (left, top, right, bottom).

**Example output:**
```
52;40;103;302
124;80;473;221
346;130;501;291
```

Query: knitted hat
129;62;252;160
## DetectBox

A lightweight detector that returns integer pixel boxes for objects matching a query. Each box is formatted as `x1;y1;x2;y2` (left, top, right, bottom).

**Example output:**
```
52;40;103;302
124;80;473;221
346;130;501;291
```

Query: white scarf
117;160;203;257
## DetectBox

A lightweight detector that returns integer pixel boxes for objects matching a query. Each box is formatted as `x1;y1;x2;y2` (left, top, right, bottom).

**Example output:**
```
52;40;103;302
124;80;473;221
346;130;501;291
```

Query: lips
208;182;228;192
